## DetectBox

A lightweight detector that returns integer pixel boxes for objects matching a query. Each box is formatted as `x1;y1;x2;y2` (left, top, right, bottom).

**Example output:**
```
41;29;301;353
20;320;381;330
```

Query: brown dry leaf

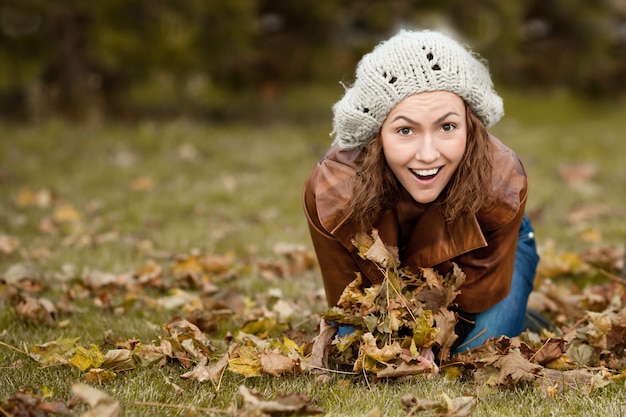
15;188;53;207
129;176;155;191
493;350;542;386
527;338;565;365
352;229;399;269
72;383;120;417
238;385;323;416
0;390;72;416
102;349;136;372
558;162;596;186
307;320;337;373
180;344;235;386
401;392;475;417
434;308;459;360
354;332;402;373
163;317;214;359
376;358;437;378
132;342;170;367
273;243;316;276
132;259;163;287
259;349;300;377
0;234;19;255
16;296;57;325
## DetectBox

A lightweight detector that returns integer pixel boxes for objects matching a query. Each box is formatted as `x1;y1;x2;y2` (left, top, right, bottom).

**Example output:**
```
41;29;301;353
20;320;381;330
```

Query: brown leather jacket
303;135;528;313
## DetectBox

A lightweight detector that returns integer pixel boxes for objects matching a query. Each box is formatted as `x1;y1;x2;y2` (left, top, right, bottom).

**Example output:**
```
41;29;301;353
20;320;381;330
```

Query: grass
0;87;625;416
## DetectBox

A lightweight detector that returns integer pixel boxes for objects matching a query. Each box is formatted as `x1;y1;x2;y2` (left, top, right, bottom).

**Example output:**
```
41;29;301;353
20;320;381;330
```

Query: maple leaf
352;229;399;269
526;337;565;365
30;337;80;366
411;310;439;348
163;317;214;359
354;332;402;373
492;350;542;386
228;344;263;377
70;344;105;371
180;344;235;386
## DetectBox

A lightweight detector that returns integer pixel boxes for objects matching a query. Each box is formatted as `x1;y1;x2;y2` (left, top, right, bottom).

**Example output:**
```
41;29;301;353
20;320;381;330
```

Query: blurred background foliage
0;0;625;122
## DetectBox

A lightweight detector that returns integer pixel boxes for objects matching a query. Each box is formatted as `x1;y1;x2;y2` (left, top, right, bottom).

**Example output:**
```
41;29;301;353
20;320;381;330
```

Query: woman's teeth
411;167;440;178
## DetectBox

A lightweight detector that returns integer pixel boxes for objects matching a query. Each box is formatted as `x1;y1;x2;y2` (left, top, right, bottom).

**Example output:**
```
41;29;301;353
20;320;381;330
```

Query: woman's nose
415;136;440;163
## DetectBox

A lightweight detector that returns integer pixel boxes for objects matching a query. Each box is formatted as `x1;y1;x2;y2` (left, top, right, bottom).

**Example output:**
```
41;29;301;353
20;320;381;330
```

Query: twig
0;341;28;356
306;364;359;375
454;328;487;351
528;337;553;364
601;269;626;285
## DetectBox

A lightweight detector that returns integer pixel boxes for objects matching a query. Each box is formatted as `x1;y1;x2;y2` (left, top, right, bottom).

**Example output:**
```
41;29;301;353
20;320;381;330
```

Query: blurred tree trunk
44;6;100;121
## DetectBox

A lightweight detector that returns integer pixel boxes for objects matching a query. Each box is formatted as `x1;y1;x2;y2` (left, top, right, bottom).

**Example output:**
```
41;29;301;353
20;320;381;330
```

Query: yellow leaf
412;311;439;348
228;345;262;377
53;203;82;223
30;337;80;366
70;344;104;371
282;335;303;356
41;385;53;399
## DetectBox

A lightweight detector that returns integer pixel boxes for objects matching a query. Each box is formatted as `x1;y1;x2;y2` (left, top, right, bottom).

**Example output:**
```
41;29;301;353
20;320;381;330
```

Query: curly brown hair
343;103;493;231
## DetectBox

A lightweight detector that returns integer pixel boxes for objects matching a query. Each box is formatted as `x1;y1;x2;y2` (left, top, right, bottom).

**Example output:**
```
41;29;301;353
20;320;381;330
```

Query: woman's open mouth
410;167;441;180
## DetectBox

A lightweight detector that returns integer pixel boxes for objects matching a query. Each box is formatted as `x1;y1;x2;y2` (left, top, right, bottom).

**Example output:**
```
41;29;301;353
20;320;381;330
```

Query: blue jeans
454;215;539;352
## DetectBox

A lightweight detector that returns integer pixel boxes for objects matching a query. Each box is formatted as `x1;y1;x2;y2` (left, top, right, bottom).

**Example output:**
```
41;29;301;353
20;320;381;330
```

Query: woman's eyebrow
435;111;461;124
391;111;461;125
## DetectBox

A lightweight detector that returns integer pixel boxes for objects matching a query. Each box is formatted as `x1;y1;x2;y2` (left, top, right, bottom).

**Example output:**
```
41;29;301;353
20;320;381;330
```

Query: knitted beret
332;30;504;149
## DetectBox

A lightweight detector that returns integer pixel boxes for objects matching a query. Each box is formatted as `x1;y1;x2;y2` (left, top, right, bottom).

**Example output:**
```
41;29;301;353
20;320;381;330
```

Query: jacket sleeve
302;165;381;307
452;201;526;313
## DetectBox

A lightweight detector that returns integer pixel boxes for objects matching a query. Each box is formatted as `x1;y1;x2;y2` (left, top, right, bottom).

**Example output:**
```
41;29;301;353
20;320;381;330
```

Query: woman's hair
343;103;493;231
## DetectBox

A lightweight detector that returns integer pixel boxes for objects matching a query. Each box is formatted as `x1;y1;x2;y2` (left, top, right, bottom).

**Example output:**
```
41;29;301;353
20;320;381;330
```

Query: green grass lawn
0;88;625;416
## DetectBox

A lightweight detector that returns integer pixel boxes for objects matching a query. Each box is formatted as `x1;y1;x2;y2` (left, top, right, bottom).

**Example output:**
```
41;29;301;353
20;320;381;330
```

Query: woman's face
380;91;467;204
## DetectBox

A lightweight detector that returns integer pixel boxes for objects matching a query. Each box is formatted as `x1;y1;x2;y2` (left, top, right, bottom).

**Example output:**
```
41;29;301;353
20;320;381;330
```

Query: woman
303;30;540;353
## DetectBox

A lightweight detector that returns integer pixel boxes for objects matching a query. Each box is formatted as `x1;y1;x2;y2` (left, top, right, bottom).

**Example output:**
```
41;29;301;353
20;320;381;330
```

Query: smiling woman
303;29;541;355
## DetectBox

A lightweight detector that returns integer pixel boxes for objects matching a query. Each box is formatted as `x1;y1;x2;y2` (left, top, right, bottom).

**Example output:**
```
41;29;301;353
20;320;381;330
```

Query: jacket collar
329;203;487;268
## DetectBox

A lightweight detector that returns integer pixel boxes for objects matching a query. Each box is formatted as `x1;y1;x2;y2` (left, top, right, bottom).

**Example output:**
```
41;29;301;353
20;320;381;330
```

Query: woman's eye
441;123;456;132
397;127;412;135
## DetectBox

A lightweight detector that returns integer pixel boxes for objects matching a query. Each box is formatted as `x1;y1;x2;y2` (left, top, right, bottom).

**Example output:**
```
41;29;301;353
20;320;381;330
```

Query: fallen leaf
260;349;300;377
238;385;323;416
0;234;19;255
72;383;120;417
492;350;542;385
70;344;105;371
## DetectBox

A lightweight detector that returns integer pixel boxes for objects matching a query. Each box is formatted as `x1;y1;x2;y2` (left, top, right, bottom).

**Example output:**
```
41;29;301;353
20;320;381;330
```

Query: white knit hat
332;30;504;149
